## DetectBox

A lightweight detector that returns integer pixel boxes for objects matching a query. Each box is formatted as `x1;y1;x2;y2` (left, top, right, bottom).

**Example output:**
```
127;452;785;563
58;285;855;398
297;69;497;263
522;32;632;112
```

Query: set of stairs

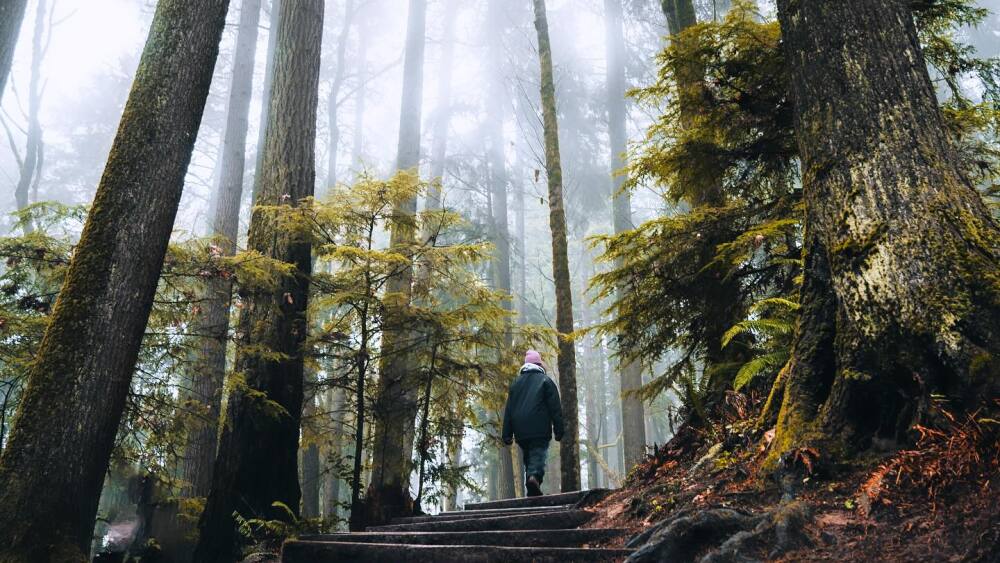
281;489;634;562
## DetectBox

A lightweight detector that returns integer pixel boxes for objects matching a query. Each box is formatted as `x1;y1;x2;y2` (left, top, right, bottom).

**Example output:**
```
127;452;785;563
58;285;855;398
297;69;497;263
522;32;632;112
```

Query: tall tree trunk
182;0;261;500
350;13;367;171
532;0;580;492
768;0;1000;465
323;386;346;519
367;0;427;526
301;372;321;518
13;0;45;236
252;0;281;202
0;0;27;104
487;0;517;501
0;1;230;559
193;1;323;559
604;0;646;473
427;0;458;209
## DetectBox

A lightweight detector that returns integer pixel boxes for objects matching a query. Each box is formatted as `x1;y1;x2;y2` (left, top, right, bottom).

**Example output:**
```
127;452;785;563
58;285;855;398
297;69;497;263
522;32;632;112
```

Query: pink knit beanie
525;350;543;366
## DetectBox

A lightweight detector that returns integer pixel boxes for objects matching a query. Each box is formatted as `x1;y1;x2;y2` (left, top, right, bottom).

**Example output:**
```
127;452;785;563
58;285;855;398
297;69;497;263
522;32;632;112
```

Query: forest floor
586;397;1000;562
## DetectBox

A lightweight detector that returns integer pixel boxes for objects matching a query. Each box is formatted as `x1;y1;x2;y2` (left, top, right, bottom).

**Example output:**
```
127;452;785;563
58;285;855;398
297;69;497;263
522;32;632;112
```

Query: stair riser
463;488;610;511
367;510;592;533
282;542;633;563
390;505;573;524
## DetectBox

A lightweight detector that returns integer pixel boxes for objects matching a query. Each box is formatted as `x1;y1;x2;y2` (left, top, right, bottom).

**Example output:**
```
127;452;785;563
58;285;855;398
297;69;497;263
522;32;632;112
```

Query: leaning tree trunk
0;0;27;104
367;0;427;526
604;0;647;473
0;1;230;560
767;0;1000;466
182;0;261;499
192;1;323;560
532;0;581;493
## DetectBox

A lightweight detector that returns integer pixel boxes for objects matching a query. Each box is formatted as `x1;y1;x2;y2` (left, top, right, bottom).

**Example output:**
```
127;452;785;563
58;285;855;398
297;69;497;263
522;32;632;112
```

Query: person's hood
519;362;545;374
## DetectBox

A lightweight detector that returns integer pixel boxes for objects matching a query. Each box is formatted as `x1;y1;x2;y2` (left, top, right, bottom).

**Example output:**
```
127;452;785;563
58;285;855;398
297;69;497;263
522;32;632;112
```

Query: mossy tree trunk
192;1;323;560
0;1;230;560
605;0;647;473
0;0;27;104
768;0;1000;464
532;0;581;493
182;0;261;500
367;0;427;526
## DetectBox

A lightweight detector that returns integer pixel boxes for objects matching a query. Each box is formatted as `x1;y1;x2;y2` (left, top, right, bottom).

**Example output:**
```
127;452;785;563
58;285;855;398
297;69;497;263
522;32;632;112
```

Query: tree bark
368;0;427;525
181;0;261;500
605;0;647;473
0;0;27;104
0;1;230;560
768;0;1000;464
532;0;580;492
193;1;323;560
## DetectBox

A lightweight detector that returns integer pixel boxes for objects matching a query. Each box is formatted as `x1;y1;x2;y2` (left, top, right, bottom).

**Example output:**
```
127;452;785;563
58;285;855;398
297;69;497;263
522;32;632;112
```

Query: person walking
501;350;564;496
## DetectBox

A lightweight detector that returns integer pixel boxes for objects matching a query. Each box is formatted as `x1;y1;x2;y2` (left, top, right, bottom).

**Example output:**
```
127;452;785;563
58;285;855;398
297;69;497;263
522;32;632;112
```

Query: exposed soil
585;397;1000;562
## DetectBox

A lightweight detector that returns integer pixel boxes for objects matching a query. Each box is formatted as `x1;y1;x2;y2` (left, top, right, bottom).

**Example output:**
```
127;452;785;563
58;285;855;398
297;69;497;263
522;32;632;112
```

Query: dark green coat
501;364;564;444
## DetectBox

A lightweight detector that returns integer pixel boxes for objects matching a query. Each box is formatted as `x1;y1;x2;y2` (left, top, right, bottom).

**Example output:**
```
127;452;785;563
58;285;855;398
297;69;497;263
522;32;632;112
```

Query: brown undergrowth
587;395;1000;562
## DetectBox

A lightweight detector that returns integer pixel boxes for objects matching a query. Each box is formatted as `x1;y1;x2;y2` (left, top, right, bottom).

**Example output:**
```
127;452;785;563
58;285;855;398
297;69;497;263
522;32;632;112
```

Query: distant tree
193;0;324;560
0;0;27;103
486;0;517;500
182;0;262;500
767;0;1000;465
604;0;647;472
0;0;231;559
365;0;427;528
532;0;581;492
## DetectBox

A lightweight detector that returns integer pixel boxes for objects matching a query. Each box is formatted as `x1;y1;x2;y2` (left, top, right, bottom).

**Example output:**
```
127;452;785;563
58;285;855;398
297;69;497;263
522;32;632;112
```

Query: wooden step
366;508;593;532
282;541;634;562
463;489;610;511
390;505;574;524
299;528;627;548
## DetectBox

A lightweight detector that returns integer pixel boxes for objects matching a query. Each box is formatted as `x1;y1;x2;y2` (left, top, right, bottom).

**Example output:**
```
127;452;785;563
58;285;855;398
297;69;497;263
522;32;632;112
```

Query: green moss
830;222;888;269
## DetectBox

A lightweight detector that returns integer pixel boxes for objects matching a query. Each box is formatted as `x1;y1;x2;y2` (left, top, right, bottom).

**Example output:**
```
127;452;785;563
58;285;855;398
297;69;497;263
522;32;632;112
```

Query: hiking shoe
526;475;542;497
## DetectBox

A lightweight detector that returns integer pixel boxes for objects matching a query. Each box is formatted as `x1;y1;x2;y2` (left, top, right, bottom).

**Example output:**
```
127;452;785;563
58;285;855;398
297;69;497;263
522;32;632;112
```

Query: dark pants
517;437;550;484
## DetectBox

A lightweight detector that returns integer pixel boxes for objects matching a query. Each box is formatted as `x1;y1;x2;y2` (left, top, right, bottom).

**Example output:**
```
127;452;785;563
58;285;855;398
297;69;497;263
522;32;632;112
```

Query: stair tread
299;528;627;547
391;504;574;524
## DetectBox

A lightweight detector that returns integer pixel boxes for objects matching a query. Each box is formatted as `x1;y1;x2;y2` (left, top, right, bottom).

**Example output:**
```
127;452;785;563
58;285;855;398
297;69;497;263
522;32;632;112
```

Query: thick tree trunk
0;1;229;560
768;0;1000;464
0;0;27;104
182;0;261;500
605;0;647;473
193;1;323;560
367;0;427;526
532;0;580;493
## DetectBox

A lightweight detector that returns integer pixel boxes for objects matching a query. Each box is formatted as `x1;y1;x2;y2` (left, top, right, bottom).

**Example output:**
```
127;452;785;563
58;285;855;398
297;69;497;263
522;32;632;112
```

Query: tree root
626;501;811;563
